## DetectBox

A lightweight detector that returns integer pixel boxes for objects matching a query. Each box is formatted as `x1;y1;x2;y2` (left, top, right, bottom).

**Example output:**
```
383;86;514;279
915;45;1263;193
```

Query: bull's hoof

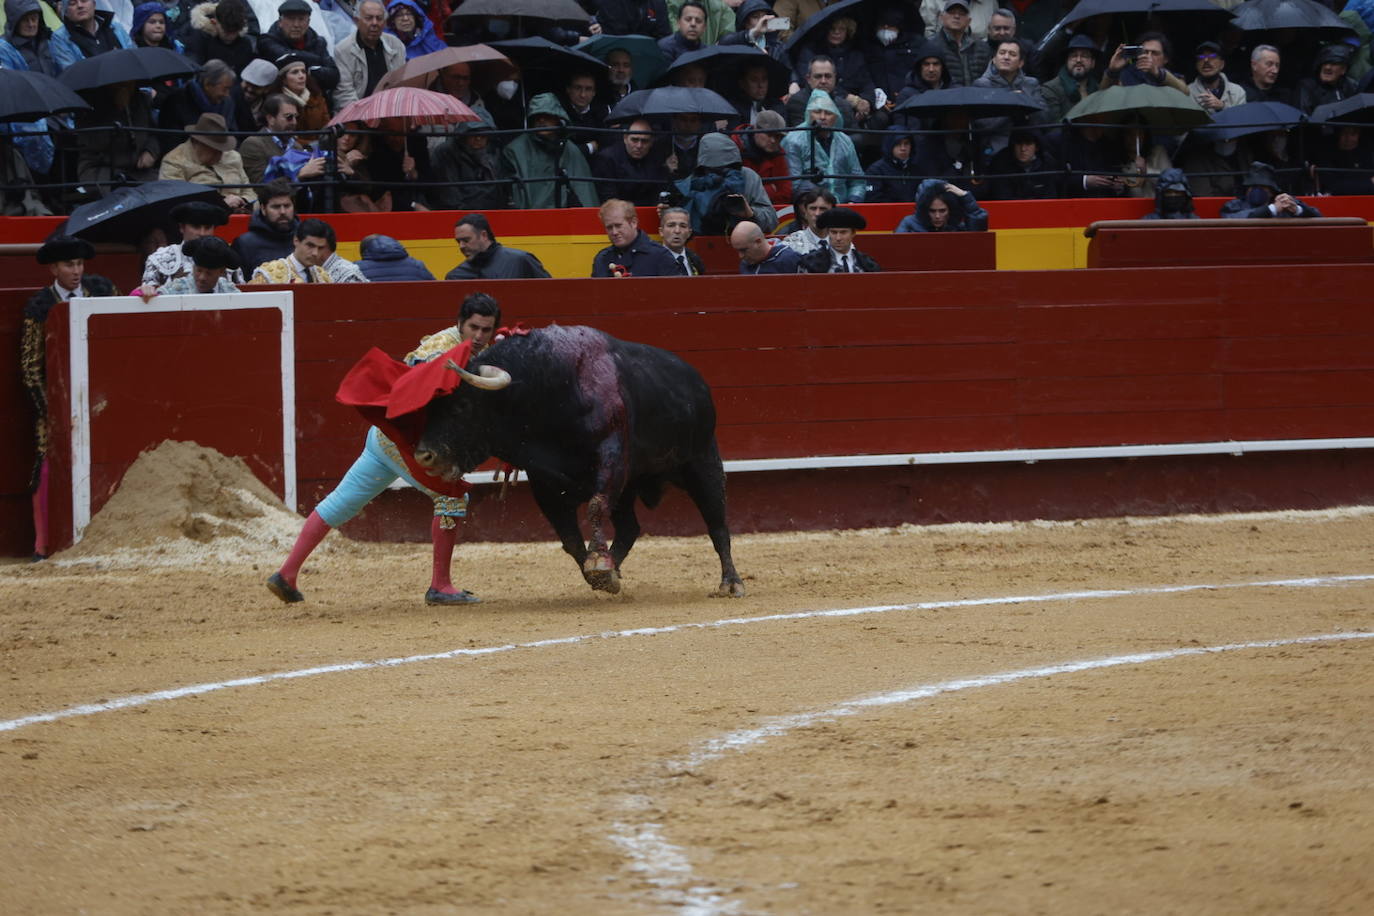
712;579;746;598
583;551;622;594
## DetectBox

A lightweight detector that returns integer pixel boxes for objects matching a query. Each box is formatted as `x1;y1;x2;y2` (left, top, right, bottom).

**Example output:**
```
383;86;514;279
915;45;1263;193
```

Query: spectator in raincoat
385;0;443;60
782;88;865;203
499;92;598;209
896;178;989;231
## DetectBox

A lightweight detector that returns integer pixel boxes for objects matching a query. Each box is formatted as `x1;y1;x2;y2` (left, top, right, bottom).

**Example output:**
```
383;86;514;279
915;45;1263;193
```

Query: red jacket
733;129;793;209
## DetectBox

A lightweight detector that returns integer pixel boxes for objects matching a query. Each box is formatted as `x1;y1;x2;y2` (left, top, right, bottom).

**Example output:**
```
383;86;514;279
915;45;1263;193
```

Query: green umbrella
576;34;668;89
1064;84;1212;130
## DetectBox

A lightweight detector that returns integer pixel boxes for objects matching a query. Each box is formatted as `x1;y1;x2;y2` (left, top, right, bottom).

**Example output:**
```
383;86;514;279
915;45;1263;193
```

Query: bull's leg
680;448;745;598
581;436;629;594
528;479;587;571
608;489;642;570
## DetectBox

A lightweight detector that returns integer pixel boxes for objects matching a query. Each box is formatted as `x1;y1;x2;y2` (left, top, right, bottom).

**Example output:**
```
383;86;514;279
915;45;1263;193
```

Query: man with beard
593;118;671;205
500;93;598;209
232;179;300;273
1041;34;1100;123
1188;40;1246;114
591;198;681;277
445;213;550;281
604;48;636;101
239;94;304;184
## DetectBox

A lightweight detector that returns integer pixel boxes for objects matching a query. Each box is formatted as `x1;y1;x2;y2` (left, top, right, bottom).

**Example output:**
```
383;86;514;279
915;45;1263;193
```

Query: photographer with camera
669;132;778;236
1103;33;1187;94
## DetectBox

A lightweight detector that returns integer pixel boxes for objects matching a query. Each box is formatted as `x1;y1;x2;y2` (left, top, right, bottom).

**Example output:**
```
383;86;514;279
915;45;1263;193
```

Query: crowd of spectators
3;0;1373;226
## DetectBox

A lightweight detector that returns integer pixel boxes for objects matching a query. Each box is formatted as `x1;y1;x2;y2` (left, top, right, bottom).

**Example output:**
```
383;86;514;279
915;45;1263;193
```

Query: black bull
414;325;746;597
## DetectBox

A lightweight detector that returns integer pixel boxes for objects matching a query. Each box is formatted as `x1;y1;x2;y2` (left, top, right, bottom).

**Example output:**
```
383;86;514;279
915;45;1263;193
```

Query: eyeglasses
626;136;652;144
1196;52;1220;61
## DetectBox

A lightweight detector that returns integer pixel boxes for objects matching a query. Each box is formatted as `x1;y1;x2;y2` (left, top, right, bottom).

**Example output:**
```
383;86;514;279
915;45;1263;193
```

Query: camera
1121;45;1143;60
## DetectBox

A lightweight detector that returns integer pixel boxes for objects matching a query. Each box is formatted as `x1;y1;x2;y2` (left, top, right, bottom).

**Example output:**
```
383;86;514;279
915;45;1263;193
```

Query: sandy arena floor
2;446;1372;914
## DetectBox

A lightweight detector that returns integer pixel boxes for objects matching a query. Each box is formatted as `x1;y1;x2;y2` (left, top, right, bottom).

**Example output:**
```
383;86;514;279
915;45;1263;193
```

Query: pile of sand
54;440;338;570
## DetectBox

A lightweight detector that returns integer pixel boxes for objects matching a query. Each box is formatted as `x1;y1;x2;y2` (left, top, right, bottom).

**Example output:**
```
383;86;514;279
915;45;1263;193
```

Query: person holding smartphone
1102;32;1188;94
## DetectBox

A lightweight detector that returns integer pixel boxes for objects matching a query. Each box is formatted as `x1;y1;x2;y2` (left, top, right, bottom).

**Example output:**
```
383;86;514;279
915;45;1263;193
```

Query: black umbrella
0;69;91;123
59;46;199;92
488;36;608;81
606;87;740;123
781;0;884;66
63;180;223;243
1193;101;1304;141
893;86;1046;119
660;45;792;98
449;0;591;23
1311;94;1374;125
1056;0;1231;28
1231;0;1356;37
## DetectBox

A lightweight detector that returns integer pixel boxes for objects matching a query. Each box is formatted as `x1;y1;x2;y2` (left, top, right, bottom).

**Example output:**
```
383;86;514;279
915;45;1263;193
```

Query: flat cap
278;0;311;15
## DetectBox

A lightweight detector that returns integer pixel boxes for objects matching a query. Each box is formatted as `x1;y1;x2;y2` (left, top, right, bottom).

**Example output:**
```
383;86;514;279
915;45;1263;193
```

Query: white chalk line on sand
3;573;1373;735
610;628;1374;915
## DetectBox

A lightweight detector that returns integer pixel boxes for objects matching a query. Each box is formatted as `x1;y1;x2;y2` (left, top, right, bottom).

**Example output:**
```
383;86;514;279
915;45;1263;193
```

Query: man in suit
658;207;703;276
799;206;881;272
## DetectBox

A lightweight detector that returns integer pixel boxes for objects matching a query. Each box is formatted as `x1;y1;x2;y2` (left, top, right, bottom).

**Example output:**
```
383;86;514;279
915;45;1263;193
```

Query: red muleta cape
333;325;532;497
335;340;476;497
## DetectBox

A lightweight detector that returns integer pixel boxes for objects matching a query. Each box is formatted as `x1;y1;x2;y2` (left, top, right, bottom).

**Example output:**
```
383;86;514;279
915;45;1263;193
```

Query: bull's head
413;360;513;479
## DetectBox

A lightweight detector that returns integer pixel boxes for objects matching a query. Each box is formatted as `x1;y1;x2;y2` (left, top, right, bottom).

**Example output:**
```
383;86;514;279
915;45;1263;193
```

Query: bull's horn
444;359;512;391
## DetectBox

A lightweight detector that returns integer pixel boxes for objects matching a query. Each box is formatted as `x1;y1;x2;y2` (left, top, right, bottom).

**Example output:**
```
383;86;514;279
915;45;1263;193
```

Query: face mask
1160;195;1188;213
496;79;518;100
1246;186;1271;206
877;28;898;46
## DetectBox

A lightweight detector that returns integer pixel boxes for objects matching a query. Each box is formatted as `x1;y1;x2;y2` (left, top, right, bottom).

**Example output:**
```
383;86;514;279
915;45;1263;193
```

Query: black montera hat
170;200;230;227
816;206;867;231
183;236;241;271
36;234;96;264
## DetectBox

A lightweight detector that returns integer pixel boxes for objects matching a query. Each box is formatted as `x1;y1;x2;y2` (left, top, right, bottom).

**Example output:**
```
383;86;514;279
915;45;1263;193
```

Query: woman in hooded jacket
386;0;444;60
896;178;989;232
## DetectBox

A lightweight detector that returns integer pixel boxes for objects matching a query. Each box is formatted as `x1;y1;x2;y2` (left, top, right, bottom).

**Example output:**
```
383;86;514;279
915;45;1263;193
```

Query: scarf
281;85;310;111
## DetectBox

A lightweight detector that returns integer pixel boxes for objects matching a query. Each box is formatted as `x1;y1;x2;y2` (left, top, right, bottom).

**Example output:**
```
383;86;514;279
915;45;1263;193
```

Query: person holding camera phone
1103;32;1188;94
720;0;789;56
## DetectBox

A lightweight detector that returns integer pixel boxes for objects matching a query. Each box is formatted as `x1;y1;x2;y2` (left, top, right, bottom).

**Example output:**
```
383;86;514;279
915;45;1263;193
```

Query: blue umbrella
578;34;668;88
1193;102;1304;141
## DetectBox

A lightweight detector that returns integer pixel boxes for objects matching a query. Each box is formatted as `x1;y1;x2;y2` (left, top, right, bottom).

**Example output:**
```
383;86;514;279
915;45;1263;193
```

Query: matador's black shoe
267;572;305;603
425;588;480;606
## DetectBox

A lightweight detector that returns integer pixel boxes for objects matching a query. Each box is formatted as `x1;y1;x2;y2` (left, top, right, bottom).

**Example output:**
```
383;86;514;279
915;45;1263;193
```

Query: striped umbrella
328;87;482;127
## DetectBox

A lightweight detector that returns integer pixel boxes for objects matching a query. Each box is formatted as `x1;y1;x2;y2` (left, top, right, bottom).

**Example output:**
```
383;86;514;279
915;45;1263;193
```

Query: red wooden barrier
11;257;1374;554
1086;219;1374;268
690;231;997;275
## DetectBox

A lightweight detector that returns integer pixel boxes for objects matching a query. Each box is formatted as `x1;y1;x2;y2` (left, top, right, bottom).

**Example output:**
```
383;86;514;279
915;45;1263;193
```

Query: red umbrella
328;87;482;127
